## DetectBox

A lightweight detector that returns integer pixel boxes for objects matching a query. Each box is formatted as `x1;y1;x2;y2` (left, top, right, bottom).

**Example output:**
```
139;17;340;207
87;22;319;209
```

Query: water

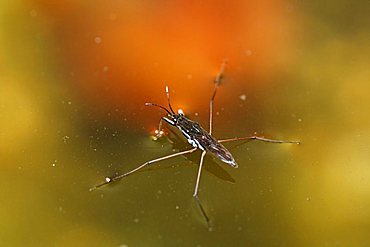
1;1;369;246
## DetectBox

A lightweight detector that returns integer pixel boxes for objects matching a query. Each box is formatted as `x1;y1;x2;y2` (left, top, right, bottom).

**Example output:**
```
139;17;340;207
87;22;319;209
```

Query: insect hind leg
193;151;207;197
218;136;300;144
194;194;211;227
192;151;211;226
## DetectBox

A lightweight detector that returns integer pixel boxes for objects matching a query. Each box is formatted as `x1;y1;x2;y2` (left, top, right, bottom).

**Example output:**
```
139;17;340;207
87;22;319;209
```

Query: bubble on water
239;94;247;101
175;205;180;210
245;49;253;56
94;36;102;44
105;177;111;182
306;197;311;201
51;160;57;167
62;135;70;143
29;9;37;17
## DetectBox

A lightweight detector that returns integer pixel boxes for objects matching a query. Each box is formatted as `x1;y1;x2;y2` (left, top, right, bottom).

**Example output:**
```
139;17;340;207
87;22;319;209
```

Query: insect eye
178;109;184;116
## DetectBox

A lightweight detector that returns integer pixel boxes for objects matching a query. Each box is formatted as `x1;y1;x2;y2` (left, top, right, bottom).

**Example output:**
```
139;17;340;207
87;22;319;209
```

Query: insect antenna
145;102;172;116
165;85;176;114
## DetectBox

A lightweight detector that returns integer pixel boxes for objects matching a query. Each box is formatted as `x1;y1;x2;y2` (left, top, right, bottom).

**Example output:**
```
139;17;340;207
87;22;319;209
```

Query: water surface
1;1;369;246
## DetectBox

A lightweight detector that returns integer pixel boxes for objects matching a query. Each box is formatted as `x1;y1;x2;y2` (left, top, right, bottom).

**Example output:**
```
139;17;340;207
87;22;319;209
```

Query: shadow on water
167;127;237;184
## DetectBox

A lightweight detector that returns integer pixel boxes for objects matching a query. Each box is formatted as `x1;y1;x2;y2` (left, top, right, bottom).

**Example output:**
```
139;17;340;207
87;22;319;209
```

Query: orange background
30;0;297;122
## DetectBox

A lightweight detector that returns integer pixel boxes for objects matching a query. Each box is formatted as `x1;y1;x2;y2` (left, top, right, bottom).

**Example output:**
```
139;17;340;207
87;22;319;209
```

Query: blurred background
1;0;369;246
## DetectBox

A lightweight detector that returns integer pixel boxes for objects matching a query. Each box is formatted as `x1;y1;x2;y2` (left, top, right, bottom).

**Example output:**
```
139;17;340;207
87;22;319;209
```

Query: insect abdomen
201;136;238;168
176;116;237;167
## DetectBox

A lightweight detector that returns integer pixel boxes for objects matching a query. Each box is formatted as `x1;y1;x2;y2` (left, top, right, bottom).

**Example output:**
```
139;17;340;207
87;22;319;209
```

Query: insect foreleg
154;117;175;138
218;136;300;144
162;116;175;125
153;118;164;138
90;148;197;191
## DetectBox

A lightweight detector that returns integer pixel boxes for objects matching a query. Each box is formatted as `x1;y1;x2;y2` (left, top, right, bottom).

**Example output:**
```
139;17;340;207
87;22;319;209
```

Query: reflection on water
1;0;369;246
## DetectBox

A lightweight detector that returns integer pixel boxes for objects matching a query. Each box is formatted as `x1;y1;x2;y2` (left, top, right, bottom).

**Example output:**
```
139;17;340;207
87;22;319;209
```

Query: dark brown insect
90;61;300;225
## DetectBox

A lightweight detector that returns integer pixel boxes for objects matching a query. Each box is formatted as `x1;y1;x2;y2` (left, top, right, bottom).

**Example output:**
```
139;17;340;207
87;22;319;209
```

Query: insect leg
218;136;300;144
192;151;210;225
194;194;210;226
90;147;197;191
154;117;175;139
154;118;164;138
193;151;207;197
209;60;227;135
162;116;175;125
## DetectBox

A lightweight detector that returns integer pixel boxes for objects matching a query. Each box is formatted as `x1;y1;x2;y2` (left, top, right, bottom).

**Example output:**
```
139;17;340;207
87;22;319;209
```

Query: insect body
91;61;299;225
175;116;238;167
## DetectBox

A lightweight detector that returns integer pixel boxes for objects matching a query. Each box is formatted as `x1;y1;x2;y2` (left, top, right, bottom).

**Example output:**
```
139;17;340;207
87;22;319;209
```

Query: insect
90;61;300;225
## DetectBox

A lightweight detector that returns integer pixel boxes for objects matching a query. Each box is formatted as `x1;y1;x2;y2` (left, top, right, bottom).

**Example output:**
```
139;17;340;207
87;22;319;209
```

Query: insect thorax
175;116;207;150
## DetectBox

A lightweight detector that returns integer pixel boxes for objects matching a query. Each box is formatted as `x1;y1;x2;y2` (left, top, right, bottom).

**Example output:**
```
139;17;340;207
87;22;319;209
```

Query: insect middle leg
90;147;197;191
218;136;300;144
209;60;227;135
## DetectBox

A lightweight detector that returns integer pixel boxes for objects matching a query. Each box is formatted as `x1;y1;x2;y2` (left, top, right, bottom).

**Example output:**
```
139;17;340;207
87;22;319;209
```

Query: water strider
90;61;300;226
